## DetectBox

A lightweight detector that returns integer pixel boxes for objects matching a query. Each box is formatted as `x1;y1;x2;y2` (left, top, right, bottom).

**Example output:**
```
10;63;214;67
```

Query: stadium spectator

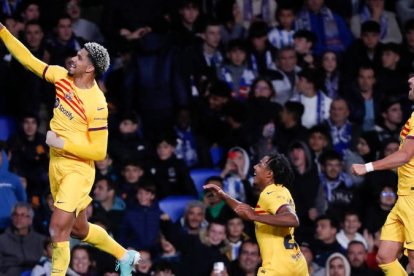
374;98;403;142
347;240;382;276
0;145;27;232
324;252;351;276
350;0;402;44
319;51;341;99
118;180;162;251
291;68;332;129
179;201;208;235
268;5;296;50
336;211;368;250
92;177;126;237
0;202;46;275
295;0;353;55
227;240;261;276
31;237;52;276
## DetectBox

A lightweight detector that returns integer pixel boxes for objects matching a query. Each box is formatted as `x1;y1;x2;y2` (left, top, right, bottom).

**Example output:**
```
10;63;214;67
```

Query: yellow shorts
257;253;309;275
380;196;414;250
49;155;95;216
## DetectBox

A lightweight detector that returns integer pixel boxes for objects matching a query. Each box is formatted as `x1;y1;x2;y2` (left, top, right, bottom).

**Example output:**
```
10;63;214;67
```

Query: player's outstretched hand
234;203;256;221
203;183;225;198
46;131;64;149
351;164;367;176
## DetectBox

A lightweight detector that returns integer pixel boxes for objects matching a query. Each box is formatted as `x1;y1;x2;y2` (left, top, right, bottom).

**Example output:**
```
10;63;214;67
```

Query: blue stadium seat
159;195;197;222
0;115;17;141
190;168;221;195
20;270;31;276
210;146;224;167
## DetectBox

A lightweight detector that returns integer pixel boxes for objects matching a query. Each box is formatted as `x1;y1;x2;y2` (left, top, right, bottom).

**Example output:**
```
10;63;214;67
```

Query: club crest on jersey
54;97;60;108
65;90;74;101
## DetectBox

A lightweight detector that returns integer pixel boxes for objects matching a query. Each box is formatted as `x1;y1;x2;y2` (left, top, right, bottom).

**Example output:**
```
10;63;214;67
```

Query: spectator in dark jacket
0;202;46;275
148;131;197;199
92;178;126;237
118;180;162;251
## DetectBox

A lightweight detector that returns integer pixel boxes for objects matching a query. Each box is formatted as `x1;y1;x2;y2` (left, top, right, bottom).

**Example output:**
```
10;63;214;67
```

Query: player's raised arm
0;21;48;78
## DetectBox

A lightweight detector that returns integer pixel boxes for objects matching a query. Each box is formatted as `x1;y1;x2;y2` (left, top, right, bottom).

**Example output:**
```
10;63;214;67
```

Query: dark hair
95;177;117;191
347;240;367;251
122;159;144;170
224;101;249;123
266;153;294;189
137;178;157;194
298;68;320;89
227;39;248;53
316;215;339;230
319;149;343;165
284;101;305;122
309;124;330;138
202;18;221;32
248;20;269;39
209;80;232;98
204;176;223;185
293;29;316;45
361;20;380;34
405;19;414;32
382;42;400;55
155;130;178;147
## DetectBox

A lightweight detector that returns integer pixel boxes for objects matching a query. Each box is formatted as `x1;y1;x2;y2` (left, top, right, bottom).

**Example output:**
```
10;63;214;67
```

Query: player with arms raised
0;22;140;275
352;76;414;275
204;153;308;275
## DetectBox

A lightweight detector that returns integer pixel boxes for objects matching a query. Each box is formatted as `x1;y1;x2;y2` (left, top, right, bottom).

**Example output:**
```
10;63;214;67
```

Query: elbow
95;150;106;161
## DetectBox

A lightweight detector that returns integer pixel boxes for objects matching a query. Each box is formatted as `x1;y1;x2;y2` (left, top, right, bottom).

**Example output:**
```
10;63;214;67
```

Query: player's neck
73;74;95;90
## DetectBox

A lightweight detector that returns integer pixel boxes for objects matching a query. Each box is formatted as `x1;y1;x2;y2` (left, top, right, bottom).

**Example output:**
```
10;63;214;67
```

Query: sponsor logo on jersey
57;104;74;120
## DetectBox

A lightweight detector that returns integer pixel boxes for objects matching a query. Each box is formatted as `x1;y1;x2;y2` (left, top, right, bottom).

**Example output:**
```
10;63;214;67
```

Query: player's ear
85;63;94;73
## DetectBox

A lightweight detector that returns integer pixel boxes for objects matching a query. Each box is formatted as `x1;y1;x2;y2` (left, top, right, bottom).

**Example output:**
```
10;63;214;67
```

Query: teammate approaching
204;153;308;275
352;76;414;276
0;23;140;275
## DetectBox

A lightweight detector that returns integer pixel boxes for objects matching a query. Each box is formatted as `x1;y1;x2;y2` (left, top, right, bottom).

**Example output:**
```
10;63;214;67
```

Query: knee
49;221;69;239
376;252;392;265
71;222;89;239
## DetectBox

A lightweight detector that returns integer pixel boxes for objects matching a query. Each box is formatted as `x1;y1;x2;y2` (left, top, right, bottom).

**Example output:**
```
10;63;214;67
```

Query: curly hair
84;42;110;76
266;153;294;190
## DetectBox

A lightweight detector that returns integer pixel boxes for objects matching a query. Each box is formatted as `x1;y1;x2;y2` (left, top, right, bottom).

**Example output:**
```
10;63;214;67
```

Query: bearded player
0;22;140;276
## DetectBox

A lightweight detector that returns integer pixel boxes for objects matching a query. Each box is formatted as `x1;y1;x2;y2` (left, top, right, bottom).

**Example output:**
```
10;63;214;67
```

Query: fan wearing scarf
295;0;353;55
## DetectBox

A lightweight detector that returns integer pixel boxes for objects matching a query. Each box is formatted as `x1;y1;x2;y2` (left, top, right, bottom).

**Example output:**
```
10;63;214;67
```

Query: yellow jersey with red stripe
0;27;108;161
45;66;108;159
255;184;307;274
398;112;414;195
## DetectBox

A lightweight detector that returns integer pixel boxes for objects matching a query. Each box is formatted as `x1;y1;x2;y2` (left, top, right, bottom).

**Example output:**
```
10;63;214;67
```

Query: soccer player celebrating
204;153;308;275
352;76;414;276
0;23;140;275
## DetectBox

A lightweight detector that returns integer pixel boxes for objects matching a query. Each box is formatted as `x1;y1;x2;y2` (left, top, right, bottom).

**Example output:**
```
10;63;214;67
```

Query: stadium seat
20;270;31;276
0;115;17;141
159;195;197;222
210;146;224;167
190;168;221;195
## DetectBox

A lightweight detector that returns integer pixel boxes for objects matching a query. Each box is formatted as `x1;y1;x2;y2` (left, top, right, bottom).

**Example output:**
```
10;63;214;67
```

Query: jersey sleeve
0;27;68;84
0;27;46;78
262;191;290;215
62;102;108;161
43;65;69;84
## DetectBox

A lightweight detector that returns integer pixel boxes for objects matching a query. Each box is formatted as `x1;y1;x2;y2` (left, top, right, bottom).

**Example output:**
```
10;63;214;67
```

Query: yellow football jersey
398;112;414;195
255;184;308;275
0;27;108;161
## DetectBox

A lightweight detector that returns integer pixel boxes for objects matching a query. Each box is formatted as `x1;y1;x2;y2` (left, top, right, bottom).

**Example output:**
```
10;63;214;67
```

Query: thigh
380;202;405;244
377;240;404;263
55;167;94;216
398;196;414;250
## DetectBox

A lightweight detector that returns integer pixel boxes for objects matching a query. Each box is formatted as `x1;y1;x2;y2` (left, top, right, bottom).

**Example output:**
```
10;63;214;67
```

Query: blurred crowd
0;0;414;275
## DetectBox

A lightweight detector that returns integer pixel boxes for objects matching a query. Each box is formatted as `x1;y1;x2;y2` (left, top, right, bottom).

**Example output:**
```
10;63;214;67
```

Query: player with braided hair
0;22;140;276
204;153;308;275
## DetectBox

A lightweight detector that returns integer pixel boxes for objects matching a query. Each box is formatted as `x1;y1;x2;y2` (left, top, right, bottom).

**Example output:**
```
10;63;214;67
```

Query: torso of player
254;184;302;267
398;112;414;195
49;71;107;158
